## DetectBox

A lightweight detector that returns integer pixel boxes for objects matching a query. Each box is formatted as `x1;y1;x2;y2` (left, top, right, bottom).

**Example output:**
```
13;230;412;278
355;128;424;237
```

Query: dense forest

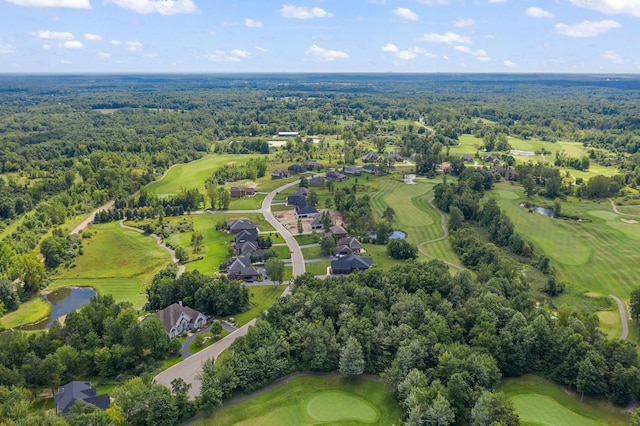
2;74;640;424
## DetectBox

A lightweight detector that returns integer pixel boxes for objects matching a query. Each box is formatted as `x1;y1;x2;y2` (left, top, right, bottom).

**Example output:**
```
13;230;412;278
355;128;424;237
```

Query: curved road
70;200;114;235
610;294;629;340
154;179;305;398
417;198;464;271
609;198;640;218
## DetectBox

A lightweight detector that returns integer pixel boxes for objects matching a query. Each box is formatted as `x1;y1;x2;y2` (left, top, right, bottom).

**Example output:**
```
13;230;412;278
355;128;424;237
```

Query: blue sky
0;0;638;73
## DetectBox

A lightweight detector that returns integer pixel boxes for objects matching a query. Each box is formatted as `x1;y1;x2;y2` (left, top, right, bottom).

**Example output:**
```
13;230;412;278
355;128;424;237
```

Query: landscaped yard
232;285;286;327
499;375;629;426
0;298;51;329
305;261;331;276
194;374;402;426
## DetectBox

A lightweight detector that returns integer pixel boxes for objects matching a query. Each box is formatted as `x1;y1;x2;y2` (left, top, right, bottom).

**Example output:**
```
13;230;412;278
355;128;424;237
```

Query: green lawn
50;222;171;308
0;298;51;329
294;234;321;245
188;330;230;354
195;375;402;426
499;375;629;426
489;183;640;304
305;261;331;276
360;244;405;270
301;246;323;260
229;194;266;210
233;285;286;327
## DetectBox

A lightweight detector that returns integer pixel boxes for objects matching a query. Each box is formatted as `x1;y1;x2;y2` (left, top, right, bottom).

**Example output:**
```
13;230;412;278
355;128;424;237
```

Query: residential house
331;255;373;274
494;166;517;181
310;214;324;230
295;187;309;196
326;170;347;182
227;256;260;282
271;169;290;180
333;245;354;257
460;154;474;162
481;155;500;165
343;166;361;176
388;153;404;162
235;240;258;257
309;176;324;187
303;161;323;171
295;204;319;219
234;229;258;243
362;152;382;163
338;237;362;254
288;164;307;174
436;162;452;173
155;302;208;339
228;219;257;234
230;187;255;198
55;382;110;414
287;194;307;206
362;164;380;175
328;225;348;240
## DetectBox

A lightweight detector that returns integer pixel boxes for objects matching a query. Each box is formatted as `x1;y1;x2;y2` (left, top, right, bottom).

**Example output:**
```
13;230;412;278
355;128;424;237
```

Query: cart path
119;220;186;278
609;294;629;340
416;198;464;271
609;198;640;218
69;200;114;235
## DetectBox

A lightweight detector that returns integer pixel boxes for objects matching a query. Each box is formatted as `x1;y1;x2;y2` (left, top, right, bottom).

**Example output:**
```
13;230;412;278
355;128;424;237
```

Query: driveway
154;178;307;398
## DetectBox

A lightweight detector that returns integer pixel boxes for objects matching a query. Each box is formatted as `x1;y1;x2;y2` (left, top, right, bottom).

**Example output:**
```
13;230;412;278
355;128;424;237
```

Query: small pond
520;203;554;218
389;230;407;240
20;287;97;331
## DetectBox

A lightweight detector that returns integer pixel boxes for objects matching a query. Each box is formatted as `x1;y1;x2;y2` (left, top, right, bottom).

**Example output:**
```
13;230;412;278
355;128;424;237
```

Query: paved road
154;179;306;398
417;198;464;271
610;294;629;340
69;200;114;235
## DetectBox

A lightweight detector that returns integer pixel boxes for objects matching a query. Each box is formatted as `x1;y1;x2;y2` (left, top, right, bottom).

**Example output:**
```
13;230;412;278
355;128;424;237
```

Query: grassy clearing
360;244;405;270
0;298;51;329
301;246;323;260
228;194;266;210
305;261;331;276
597;310;622;339
295;234;321;245
51;222;171;308
195;375;402;426
499;375;629;426
232;285;286;327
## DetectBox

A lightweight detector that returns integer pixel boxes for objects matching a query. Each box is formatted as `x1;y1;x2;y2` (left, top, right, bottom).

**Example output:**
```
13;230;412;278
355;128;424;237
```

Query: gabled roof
271;169;290;177
54;381;110;414
362;164;379;172
287;194;307;206
296;205;319;216
227;256;259;278
228;219;257;233
331;255;373;272
338;237;361;249
155;303;205;334
329;225;347;236
362;152;382;162
343;166;360;175
389;153;404;161
310;213;323;226
295;187;309;196
235;229;258;243
333;245;353;256
236;241;258;256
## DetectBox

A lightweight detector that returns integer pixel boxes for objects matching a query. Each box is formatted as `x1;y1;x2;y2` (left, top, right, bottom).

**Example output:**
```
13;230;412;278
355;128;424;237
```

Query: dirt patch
272;208;343;234
621;218;638;224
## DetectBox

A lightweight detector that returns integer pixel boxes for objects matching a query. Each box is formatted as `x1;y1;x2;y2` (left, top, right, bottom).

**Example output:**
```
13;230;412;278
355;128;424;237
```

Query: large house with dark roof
303;161;323;171
271;169;290;180
343;166;360;176
228;219;257;234
328;225;348;240
234;228;258;243
362;152;382;163
155;303;208;339
55;381;110;414
331;255;373;274
227;256;260;282
295;204;319;219
230;187;255;198
326;170;347;182
288;164;307;174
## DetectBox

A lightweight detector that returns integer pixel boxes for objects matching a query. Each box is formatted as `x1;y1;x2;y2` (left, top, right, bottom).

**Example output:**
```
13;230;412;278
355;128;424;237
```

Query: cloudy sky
0;0;638;73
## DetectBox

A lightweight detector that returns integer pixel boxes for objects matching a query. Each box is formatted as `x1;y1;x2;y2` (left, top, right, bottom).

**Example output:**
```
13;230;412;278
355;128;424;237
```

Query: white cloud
105;0;196;15
245;18;263;28
255;46;266;53
526;7;554;18
280;5;333;19
381;43;398;53
396;50;417;60
569;0;640;17
42;44;52;49
305;44;348;62
98;52;111;58
419;31;472;44
392;7;419;21
199;49;252;62
602;50;624;64
555;20;620;37
5;0;90;8
453;18;474;27
489;0;508;3
84;33;102;41
31;30;74;40
417;0;455;4
504;60;517;68
111;40;122;45
125;41;143;52
455;45;490;61
0;44;16;54
142;52;158;58
59;40;83;48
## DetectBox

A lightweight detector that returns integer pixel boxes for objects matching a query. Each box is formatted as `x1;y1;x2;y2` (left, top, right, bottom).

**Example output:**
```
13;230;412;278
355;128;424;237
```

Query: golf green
305;391;379;423
510;394;597;426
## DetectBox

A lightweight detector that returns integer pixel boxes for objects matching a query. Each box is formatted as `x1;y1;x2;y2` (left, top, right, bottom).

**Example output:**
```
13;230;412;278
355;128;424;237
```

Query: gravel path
70;200;114;235
416;198;464;270
609;198;640;218
609;294;629;340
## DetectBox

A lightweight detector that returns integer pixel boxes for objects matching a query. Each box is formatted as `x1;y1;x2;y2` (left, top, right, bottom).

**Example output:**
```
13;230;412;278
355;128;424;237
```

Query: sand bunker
621;218;638;224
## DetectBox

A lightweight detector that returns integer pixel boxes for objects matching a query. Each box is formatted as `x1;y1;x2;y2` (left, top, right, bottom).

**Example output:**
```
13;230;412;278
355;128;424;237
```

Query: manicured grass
228;194;266;210
305;261;331;276
615;204;640;215
233;285;286;327
499;375;629;426
195;375;402;426
301;245;323;260
271;245;291;260
188;330;230;354
294;234;321;245
147;154;261;198
271;204;293;212
361;243;406;270
0;298;51;329
49;222;171;308
490;183;640;305
597;310;622;340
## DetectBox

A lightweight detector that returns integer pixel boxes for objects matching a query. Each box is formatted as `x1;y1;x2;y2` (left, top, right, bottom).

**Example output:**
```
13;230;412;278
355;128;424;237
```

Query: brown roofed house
155;303;208;339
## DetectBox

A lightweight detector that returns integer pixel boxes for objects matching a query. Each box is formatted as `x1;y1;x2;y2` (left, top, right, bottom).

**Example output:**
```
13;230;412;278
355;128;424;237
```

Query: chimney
179;301;182;306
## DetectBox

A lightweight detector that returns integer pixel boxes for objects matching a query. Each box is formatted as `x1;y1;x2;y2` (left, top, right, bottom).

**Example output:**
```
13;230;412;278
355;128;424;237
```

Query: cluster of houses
362;151;403;164
272;161;323;180
326;224;373;274
461;154;517;181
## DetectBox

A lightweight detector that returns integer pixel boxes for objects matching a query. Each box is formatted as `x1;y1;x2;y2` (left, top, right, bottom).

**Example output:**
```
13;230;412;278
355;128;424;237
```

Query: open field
499;375;629;426
489;183;640;304
233;285;286;327
0;298;51;330
301;245;323;260
228;194;266;210
305;261;331;276
51;222;171;308
194;375;402;426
